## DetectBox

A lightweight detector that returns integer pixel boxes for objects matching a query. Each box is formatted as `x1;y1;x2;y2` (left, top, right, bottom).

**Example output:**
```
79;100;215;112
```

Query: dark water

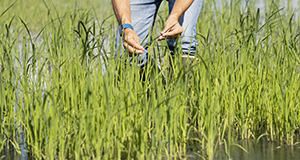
1;133;28;160
187;139;300;160
1;150;28;160
216;139;300;160
3;0;300;159
2;139;300;160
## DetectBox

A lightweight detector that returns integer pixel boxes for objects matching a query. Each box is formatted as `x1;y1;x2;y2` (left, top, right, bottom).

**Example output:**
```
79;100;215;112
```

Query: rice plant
1;0;300;159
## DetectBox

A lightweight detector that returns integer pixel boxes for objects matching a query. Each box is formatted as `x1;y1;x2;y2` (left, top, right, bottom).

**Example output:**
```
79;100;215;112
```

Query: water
1;149;28;160
2;0;300;159
216;139;300;160
1;132;28;160
2;138;300;160
186;139;300;160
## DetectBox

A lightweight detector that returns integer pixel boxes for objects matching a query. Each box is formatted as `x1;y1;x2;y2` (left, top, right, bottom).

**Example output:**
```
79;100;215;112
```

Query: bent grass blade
142;23;177;48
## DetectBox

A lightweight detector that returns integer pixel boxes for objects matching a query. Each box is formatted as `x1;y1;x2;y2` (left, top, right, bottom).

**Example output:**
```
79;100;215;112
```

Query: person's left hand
158;16;183;41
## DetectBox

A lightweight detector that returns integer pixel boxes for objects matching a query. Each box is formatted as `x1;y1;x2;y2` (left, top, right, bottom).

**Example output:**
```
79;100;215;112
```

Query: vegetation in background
1;0;300;159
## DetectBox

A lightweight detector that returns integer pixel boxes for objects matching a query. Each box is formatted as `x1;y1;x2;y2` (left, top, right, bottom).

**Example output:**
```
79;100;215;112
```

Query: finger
125;37;145;51
157;35;166;41
163;28;182;37
158;30;181;41
158;35;179;41
161;22;178;34
123;42;144;54
160;24;176;34
160;26;169;35
160;29;167;35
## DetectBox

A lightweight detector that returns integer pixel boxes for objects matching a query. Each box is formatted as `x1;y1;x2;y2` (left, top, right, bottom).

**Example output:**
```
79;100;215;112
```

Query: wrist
119;23;134;36
168;14;180;21
122;23;133;30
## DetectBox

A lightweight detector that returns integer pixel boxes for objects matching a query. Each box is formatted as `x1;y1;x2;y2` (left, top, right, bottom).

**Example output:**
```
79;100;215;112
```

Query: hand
158;16;183;41
122;28;145;55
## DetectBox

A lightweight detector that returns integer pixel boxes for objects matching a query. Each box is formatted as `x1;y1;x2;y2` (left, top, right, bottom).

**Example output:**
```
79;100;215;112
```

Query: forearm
111;0;144;54
169;0;194;20
111;0;131;25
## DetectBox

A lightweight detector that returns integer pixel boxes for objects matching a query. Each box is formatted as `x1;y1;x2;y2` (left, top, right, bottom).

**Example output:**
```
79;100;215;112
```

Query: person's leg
167;0;203;55
115;0;162;68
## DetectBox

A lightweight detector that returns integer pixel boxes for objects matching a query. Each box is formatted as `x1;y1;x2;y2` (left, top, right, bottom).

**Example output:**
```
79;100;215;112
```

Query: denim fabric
167;0;203;55
115;0;203;66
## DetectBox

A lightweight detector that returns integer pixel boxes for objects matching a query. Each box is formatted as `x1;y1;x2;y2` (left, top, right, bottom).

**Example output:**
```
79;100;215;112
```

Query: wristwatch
120;23;133;36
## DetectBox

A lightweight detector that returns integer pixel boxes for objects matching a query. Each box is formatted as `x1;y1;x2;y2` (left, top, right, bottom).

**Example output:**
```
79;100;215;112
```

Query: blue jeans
115;0;203;67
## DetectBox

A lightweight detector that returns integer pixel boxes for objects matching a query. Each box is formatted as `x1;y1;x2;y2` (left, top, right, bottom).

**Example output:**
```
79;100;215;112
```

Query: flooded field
1;0;300;159
2;139;300;160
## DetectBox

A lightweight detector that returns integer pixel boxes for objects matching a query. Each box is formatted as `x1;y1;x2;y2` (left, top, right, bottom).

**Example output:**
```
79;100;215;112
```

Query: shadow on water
2;138;300;160
1;150;28;160
1;131;30;160
187;138;300;160
216;139;300;160
1;0;300;159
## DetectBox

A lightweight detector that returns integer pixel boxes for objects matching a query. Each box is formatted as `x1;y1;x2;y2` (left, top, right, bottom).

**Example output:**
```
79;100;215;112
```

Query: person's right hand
122;28;145;56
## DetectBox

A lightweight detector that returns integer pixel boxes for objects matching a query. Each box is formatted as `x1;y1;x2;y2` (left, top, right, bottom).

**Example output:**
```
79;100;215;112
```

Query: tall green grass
1;0;300;159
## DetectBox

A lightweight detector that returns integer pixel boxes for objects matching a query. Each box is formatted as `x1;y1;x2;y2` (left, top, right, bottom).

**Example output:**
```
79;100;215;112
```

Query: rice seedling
1;0;300;159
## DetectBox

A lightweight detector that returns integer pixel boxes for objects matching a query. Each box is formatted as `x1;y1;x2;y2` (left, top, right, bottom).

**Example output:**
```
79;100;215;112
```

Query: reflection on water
2;0;300;159
215;139;300;160
186;139;300;160
1;132;28;160
1;150;28;160
2;138;300;160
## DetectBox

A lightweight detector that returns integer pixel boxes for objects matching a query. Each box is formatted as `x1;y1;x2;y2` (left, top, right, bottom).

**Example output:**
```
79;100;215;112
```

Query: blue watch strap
121;23;133;30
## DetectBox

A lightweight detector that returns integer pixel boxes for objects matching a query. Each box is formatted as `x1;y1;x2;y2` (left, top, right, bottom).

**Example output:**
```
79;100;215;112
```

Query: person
112;0;203;68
